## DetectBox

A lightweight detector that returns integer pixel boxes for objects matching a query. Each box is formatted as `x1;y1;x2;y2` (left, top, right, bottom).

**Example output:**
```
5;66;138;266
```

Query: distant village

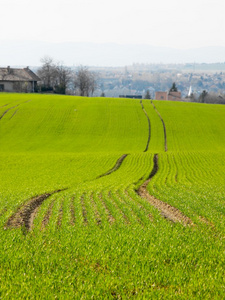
1;61;225;104
91;63;225;103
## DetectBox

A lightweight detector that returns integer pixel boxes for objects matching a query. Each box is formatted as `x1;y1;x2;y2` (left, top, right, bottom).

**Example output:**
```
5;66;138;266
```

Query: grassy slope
146;100;225;229
0;94;148;153
0;94;225;299
0;94;150;204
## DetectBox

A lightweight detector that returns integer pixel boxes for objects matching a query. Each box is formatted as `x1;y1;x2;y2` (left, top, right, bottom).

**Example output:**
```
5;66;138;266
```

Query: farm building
155;91;182;101
0;66;40;93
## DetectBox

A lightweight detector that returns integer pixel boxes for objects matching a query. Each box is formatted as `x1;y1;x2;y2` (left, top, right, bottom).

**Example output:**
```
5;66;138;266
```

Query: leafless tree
74;66;97;96
37;56;58;91
204;92;225;104
55;63;72;94
37;57;72;94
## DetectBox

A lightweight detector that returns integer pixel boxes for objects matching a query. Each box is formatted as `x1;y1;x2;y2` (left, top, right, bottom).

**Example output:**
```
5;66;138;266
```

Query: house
155;91;182;101
0;66;40;93
155;91;167;100
168;91;182;101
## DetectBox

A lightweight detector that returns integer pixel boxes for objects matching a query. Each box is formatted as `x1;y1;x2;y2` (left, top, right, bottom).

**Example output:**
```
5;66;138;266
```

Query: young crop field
0;93;225;299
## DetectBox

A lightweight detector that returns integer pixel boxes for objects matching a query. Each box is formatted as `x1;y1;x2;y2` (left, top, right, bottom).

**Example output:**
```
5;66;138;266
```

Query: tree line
188;90;225;104
37;57;97;96
37;59;225;104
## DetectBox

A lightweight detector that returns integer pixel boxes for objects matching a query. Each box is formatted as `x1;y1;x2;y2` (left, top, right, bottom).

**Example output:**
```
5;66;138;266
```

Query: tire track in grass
5;188;67;231
137;154;193;225
96;154;129;178
0;103;9;108
9;109;19;120
0;100;32;121
151;101;167;152
0;104;20;120
140;100;151;152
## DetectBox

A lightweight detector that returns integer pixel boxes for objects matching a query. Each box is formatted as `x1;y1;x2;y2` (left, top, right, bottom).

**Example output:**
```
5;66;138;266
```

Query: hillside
0;94;225;298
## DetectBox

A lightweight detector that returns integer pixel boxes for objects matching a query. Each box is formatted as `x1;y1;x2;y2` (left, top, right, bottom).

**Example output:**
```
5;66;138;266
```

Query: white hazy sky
1;0;225;49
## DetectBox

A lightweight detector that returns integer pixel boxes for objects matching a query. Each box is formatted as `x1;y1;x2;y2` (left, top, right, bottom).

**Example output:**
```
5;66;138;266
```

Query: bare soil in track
97;154;128;178
137;154;193;225
5;189;66;231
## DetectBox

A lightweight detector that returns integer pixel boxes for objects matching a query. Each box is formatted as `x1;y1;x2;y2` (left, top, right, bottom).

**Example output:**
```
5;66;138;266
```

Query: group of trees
37;62;225;104
188;90;225;104
37;57;97;96
198;91;225;104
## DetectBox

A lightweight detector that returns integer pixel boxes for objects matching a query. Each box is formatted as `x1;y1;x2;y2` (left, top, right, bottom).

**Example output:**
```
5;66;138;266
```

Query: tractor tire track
0;104;20;120
9;109;19;120
0;104;9;108
140;100;151;152
5;188;67;231
0;100;31;121
151;101;167;152
137;154;193;225
96;154;128;178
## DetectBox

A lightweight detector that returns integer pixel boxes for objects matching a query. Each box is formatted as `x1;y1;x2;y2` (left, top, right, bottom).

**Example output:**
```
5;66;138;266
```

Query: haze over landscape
1;0;225;66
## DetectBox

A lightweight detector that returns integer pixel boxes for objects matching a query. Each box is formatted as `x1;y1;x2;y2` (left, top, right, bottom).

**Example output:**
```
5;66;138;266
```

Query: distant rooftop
0;66;40;82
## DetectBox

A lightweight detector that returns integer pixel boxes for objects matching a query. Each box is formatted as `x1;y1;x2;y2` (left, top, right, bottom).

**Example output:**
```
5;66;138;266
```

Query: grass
0;93;225;299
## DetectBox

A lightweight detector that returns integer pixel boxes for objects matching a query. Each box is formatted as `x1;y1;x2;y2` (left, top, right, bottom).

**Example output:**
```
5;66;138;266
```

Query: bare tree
37;56;58;91
204;92;225;104
38;57;72;94
55;63;72;94
74;66;97;96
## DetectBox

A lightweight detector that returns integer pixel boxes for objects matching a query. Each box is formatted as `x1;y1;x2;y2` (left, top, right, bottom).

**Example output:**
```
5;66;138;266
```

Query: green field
0;93;225;299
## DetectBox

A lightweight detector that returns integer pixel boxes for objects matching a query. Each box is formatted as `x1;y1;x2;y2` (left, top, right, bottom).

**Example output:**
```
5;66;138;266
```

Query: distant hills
0;40;225;67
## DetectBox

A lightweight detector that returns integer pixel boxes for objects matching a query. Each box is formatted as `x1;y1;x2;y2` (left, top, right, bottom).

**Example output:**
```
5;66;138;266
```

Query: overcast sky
1;0;225;49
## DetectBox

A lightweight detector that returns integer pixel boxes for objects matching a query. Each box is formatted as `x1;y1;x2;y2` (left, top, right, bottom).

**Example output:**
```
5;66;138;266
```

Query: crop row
21;189;155;231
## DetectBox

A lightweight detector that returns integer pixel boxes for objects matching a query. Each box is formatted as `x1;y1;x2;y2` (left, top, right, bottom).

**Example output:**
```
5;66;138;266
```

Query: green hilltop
0;93;225;299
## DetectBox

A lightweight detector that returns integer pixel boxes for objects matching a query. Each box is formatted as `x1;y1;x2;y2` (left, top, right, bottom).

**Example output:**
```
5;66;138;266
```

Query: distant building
168;91;182;101
155;91;182;101
155;91;167;100
0;66;40;93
